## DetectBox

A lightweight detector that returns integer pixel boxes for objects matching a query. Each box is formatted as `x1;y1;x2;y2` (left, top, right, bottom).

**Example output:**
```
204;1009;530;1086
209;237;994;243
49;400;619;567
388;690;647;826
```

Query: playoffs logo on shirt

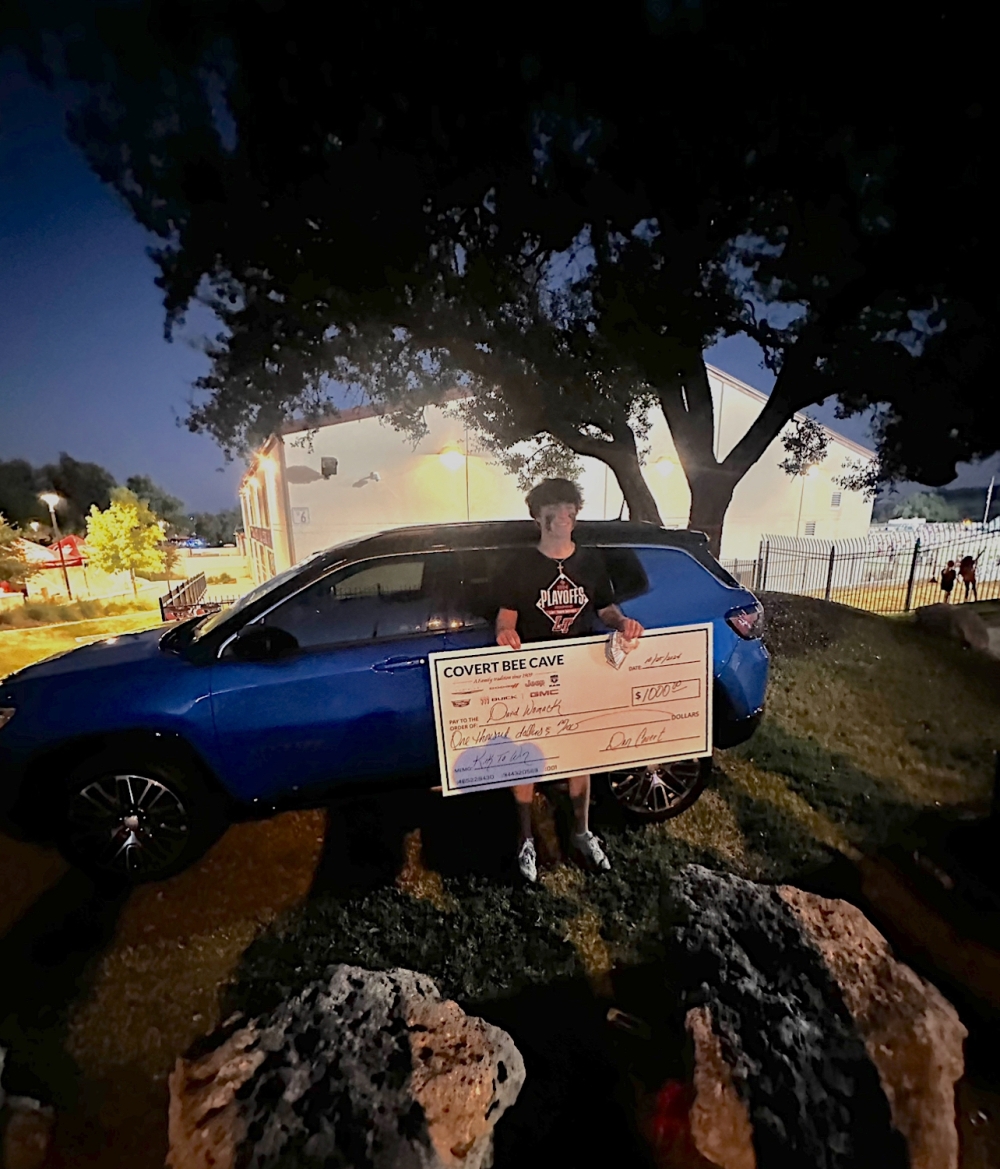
536;565;588;634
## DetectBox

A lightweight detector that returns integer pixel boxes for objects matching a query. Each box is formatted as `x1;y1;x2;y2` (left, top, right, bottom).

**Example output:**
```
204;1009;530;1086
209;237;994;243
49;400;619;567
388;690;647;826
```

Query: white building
240;365;876;583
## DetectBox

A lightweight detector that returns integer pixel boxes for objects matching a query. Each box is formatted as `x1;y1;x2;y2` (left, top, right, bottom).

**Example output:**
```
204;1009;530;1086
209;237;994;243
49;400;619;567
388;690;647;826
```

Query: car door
209;553;450;802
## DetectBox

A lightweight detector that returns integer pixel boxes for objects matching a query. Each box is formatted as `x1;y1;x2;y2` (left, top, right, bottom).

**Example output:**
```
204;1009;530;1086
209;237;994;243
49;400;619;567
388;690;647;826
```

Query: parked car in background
0;521;768;881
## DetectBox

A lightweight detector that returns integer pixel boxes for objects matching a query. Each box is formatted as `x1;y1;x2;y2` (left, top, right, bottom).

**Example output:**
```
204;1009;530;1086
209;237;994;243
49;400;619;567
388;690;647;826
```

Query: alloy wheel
66;773;191;878
606;758;707;819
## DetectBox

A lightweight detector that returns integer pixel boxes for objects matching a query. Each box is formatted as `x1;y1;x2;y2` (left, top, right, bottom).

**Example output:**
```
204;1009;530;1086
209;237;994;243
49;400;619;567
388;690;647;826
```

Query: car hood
4;626;170;684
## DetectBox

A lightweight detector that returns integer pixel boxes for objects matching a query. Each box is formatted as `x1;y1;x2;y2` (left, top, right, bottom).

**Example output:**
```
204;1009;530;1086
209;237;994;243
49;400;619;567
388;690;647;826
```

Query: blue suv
0;521;768;881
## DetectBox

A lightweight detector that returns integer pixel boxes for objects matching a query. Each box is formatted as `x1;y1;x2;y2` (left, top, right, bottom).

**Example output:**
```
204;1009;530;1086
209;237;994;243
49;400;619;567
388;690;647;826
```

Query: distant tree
189;507;242;546
0;513;36;589
0;459;46;529
85;488;165;596
891;492;961;523
37;453;117;533
125;475;188;534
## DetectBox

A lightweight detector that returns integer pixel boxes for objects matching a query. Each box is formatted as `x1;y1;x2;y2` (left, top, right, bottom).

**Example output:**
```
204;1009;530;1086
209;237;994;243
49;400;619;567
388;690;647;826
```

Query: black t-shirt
496;545;615;644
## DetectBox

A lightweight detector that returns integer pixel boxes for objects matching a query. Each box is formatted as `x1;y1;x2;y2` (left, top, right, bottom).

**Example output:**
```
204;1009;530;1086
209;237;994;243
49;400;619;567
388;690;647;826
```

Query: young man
495;478;644;883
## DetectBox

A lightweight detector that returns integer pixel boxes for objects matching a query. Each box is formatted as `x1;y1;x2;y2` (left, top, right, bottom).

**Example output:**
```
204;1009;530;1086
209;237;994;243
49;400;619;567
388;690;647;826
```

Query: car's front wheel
603;756;711;822
58;753;226;882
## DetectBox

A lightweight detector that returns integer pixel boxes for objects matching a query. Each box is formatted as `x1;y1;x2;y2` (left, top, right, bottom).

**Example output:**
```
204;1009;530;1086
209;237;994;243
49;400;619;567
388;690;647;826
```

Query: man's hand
496;608;521;650
598;604;644;643
619;617;644;643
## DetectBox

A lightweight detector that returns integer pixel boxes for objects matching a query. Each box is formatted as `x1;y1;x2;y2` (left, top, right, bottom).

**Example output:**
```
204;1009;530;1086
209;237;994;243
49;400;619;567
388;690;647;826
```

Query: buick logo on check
550;674;560;686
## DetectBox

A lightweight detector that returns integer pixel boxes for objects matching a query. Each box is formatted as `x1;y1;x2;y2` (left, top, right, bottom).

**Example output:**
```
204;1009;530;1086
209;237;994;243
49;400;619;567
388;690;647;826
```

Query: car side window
260;555;447;649
438;549;510;629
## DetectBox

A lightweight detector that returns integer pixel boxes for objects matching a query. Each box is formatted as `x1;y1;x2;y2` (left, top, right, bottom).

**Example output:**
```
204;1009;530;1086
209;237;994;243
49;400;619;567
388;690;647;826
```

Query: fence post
761;541;770;592
904;538;921;612
824;544;836;602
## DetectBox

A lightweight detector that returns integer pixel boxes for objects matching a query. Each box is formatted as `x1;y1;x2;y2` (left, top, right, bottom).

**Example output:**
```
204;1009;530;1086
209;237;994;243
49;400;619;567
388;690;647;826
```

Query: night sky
1;53;993;513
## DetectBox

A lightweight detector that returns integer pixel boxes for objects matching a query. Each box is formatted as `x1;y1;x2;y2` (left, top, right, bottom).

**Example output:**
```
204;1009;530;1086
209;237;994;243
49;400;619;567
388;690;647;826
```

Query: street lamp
39;492;73;599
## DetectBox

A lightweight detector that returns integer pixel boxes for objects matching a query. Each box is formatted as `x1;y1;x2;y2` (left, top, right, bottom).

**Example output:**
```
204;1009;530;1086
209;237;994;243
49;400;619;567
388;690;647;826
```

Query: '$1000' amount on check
428;624;713;796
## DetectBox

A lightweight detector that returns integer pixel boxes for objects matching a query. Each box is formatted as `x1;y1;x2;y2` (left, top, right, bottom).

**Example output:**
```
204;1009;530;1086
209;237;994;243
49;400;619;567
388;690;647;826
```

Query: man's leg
567;774;591;835
512;781;535;843
568;774;611;872
512;782;538;881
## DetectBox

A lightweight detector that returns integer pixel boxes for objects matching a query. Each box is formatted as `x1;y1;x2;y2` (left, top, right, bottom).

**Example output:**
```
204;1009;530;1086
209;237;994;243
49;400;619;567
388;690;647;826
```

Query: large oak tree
11;0;995;552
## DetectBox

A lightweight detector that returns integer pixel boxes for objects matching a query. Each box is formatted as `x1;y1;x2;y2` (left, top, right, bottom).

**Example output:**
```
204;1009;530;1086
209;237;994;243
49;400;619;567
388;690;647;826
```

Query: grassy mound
224;593;1000;1022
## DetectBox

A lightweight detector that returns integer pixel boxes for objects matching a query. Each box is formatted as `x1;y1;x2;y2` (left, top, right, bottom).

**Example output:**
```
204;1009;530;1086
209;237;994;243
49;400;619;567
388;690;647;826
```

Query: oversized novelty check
429;624;713;796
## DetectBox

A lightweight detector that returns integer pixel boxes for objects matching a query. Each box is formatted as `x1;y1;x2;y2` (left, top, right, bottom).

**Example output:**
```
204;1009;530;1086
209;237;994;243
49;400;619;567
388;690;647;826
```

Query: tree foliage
85;488;165;594
12;0;997;552
779;418;830;479
125;475;187;534
890;492;961;523
0;513;35;588
0;453;116;533
189;507;242;546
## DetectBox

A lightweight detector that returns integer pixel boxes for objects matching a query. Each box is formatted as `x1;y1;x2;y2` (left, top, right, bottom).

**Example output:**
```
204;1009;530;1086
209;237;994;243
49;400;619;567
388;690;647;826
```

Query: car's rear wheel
58;753;226;882
603;756;711;822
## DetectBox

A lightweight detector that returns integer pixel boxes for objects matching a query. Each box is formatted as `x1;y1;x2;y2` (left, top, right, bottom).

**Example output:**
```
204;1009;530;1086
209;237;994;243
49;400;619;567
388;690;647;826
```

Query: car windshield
190;562;307;641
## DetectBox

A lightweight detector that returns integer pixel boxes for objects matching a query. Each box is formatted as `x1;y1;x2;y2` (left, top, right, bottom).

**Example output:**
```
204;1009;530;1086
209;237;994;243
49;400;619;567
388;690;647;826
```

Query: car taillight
725;604;763;639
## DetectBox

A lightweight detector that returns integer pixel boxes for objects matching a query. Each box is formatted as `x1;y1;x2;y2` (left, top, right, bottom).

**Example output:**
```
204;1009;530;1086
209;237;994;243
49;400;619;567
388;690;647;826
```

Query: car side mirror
230;625;299;662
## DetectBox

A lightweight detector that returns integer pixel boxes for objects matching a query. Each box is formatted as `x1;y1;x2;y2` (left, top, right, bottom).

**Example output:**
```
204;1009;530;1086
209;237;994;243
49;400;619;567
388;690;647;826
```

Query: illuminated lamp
438;445;466;471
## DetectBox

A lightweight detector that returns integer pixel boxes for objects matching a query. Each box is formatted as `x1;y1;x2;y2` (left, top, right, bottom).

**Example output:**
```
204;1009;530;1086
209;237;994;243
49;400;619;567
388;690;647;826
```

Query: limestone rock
914;602;989;651
167;1019;265;1169
778;884;967;1169
662;865;913;1168
685;1006;755;1169
167;966;525;1169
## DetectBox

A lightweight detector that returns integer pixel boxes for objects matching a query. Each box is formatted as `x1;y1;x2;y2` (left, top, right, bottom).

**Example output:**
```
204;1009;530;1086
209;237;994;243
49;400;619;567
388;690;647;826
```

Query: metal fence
722;524;1000;614
159;573;238;622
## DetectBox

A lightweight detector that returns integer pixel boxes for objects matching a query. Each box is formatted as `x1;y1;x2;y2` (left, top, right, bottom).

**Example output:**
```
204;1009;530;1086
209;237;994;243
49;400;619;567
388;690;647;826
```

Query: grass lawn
0;610;165;679
223;592;1000;1017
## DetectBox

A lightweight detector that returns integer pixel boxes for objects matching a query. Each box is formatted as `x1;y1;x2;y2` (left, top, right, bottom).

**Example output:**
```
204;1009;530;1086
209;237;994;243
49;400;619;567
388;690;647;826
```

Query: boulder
779;885;966;1169
168;966;525;1169
662;866;964;1169
914;602;989;651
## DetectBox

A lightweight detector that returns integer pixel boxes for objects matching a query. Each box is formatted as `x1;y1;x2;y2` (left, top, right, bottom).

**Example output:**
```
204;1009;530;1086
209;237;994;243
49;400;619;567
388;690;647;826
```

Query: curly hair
525;478;584;518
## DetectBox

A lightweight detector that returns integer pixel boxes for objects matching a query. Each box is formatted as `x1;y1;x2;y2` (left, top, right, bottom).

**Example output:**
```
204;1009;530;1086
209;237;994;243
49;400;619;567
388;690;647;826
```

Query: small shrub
206;572;237;584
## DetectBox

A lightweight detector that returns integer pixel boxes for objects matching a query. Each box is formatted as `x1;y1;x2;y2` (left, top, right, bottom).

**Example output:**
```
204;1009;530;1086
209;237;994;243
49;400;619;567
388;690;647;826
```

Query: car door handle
372;656;428;672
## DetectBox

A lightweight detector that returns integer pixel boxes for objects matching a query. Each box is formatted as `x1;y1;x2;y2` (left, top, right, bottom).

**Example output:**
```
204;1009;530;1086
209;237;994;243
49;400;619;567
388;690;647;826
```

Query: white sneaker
517;838;538;883
571;830;611;872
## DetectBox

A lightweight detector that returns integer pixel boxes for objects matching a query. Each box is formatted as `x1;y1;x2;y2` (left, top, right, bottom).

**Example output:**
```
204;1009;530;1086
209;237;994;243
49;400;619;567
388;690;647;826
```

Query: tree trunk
602;449;664;524
656;346;823;559
686;466;741;559
130;568;137;597
548;412;665;526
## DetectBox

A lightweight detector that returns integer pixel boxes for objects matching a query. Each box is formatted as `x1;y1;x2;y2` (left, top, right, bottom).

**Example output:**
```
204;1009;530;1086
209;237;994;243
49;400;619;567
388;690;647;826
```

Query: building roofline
704;363;876;461
245;366;875;486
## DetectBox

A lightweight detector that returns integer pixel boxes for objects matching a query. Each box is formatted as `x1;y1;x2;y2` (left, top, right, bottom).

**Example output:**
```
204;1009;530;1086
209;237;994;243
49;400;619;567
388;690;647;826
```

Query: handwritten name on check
429;624;713;796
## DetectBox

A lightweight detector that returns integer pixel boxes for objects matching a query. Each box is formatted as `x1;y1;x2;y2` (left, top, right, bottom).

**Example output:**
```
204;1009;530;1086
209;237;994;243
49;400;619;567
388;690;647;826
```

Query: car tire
57;751;227;883
602;756;711;823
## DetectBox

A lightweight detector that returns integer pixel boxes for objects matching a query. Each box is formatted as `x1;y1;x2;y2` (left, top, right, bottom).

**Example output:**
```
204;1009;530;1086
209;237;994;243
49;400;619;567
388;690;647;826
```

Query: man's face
535;502;579;538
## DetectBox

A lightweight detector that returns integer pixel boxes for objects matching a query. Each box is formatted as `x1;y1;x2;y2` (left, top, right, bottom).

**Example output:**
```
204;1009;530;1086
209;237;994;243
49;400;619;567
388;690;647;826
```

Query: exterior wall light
438;445;466;471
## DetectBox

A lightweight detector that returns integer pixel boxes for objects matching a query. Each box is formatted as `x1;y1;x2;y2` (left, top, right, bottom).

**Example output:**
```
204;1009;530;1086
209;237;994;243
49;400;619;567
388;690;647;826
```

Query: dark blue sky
1;55;991;512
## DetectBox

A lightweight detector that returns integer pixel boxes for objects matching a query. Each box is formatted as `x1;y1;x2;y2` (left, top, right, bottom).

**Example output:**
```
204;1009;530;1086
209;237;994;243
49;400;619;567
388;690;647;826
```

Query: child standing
940;561;957;603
